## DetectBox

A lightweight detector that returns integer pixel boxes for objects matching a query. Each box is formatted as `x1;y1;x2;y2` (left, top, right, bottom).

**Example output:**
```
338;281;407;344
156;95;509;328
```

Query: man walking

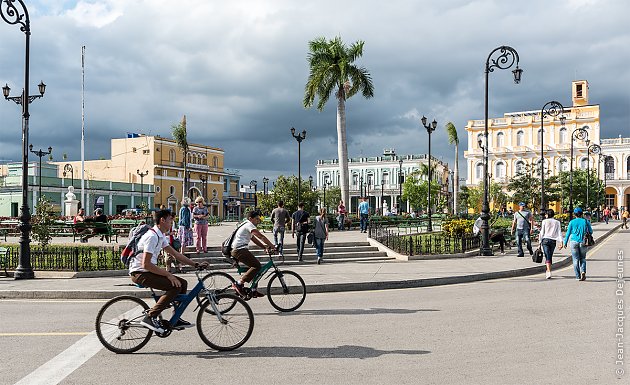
292;202;310;261
511;202;535;257
270;200;291;255
359;196;370;233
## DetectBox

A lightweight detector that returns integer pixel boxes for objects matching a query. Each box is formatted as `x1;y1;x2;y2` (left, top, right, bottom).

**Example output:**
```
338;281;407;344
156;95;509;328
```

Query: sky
1;0;629;187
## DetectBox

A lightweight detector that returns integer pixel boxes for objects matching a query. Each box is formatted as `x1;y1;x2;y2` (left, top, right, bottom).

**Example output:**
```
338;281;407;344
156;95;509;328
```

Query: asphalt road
0;229;627;385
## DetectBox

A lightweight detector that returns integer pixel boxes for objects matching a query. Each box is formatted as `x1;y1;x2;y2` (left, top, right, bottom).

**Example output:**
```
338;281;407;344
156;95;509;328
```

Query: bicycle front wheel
197;293;254;351
199;271;238;314
95;295;152;354
266;270;306;312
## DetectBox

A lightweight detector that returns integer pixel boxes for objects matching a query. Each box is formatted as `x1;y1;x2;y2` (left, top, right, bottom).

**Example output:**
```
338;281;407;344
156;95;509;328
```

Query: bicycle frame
235;254;280;289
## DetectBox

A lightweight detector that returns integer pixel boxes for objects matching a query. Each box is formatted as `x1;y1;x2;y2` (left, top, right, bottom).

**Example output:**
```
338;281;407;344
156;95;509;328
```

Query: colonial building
462;80;630;211
315;150;451;213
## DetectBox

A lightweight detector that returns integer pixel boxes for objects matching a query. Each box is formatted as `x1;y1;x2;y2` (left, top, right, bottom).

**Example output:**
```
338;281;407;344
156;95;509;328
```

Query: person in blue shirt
358;197;370;233
563;207;593;281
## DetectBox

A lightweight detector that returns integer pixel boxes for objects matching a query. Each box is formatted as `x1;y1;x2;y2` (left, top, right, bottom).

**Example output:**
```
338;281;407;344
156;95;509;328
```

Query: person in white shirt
538;209;564;279
130;209;208;333
230;210;276;298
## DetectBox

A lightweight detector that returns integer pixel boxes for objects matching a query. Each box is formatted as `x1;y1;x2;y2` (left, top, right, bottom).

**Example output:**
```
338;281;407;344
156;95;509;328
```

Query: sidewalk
0;220;622;299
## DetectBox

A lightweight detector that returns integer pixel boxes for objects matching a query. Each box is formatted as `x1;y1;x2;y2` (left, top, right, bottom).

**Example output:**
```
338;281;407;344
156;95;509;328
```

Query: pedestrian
313;208;329;264
603;206;611;224
563;207;593;281
622;208;630;229
270;200;291;256
337;200;347;231
292;202;310;261
359;196;370;233
511;202;535;257
177;197;193;253
192;196;209;253
473;216;507;255
612;206;619;220
539;209;563;279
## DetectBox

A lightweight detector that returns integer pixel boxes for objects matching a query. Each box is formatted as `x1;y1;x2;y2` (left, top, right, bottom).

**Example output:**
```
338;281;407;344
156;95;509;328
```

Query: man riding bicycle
129;209;208;333
230;210;276;298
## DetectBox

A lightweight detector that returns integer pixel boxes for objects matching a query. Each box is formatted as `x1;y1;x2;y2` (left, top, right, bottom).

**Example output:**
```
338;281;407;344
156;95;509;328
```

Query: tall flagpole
81;46;85;211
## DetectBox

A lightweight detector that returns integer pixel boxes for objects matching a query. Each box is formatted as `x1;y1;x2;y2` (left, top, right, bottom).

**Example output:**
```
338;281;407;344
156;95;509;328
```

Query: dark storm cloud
1;0;628;186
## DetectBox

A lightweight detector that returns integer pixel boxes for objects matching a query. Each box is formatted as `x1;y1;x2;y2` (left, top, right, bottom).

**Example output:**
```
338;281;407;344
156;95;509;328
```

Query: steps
182;241;393;268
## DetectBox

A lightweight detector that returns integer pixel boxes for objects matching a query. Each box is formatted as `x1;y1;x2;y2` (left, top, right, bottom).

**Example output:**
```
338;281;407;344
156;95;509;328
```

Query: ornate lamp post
398;158;403;214
250;180;257;208
539;101;564;214
421;116;437;231
63;163;74;187
308;175;313;191
569;126;589;219
199;174;207;200
481;45;523;256
137;170;148;208
323;180;332;213
380;174;385;214
2;0;47;279
585;141;601;212
262;177;269;195
29;144;51;199
290;127;306;206
359;175;364;200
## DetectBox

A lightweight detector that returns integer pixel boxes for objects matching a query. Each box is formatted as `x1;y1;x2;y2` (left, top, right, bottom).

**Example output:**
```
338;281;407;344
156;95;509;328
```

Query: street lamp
250;180;257;208
136;170;148;208
421;116;438;232
398;158;403;214
2;0;47;279
262;177;269;195
28;144;51;200
539;101;564;214
380;174;385;214
585;141;601;212
481;45;523;256
290;127;306;207
199;174;207;201
359;175;364;200
569;126;589;219
63;163;74;187
323;180;332;213
308;175;313;191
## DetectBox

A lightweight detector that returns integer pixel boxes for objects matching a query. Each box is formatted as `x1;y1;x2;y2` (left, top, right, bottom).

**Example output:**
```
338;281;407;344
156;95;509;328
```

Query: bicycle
200;250;306;312
95;267;254;354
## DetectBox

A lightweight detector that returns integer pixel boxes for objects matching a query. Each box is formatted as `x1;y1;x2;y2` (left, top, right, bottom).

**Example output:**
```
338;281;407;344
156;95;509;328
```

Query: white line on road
14;331;103;385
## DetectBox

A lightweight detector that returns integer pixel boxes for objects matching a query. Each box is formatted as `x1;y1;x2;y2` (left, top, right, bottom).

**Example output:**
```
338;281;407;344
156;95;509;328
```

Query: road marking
14;331;103;385
0;332;90;336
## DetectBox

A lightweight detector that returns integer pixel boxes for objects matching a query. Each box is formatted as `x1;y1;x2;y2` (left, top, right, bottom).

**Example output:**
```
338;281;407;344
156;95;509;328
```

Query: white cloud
65;0;123;28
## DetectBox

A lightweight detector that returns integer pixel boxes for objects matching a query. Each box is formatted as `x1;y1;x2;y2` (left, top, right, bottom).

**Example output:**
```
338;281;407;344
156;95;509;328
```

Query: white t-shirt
129;226;169;274
232;221;257;250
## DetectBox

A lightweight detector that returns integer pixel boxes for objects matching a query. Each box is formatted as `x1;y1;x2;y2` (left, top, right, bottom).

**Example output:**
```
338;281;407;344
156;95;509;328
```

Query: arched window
515;160;525;174
516;131;524;146
169;149;176;162
169;185;175;195
580;157;588;170
475;163;483;180
495;162;506;177
496;132;504;147
352;174;358;186
604;156;615;174
477;133;484;148
559;128;567;144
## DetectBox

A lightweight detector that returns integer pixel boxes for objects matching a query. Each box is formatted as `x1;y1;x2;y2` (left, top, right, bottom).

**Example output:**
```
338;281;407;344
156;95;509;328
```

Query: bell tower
572;80;589;106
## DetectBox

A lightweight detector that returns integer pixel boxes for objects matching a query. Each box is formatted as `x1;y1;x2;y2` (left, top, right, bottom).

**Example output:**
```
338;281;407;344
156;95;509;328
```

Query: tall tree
445;122;459;215
303;36;374;208
172;115;189;203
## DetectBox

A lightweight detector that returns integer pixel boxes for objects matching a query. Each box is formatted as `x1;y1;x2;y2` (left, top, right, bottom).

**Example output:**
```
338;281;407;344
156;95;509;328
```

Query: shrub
442;219;475;236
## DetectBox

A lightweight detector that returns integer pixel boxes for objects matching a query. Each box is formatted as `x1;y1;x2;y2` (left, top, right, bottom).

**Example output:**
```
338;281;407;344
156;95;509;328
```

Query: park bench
72;222;118;243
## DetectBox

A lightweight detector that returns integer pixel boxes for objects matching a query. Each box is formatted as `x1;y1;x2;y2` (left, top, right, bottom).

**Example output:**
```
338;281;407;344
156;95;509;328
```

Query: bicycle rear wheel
197;293;254;351
95;295;152;354
266;270;306;312
199;271;238;314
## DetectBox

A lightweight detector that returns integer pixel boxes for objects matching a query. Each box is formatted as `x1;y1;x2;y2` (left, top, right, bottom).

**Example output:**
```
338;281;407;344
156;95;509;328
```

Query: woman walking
563;207;593;281
177;197;193;253
192;196;209;253
314;208;329;264
538;209;563;279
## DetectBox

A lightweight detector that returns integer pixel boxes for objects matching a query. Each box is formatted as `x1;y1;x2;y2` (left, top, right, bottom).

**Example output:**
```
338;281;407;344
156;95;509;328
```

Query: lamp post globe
421;116;438;232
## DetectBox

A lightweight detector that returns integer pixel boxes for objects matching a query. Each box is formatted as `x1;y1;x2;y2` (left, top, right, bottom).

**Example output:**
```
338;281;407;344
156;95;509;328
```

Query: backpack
221;222;247;257
120;224;155;267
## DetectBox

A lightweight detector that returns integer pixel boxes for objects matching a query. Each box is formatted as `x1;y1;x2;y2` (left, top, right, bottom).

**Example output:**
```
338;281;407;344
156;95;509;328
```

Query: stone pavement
0;220;623;299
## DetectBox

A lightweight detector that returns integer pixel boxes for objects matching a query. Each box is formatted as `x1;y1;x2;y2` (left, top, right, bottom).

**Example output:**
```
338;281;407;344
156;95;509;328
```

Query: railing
369;222;480;256
1;245;127;272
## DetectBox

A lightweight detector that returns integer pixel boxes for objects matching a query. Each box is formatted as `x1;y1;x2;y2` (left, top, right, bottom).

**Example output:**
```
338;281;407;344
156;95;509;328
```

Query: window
162;169;167;177
495;162;506;178
382;172;389;185
559;128;567;144
515;160;525;174
496;132;504;147
169;185;175;195
352;174;358;186
605;156;615;174
213;156;218;168
580;158;588;170
169;149;176;162
477;133;484;148
576;84;583;98
516;131;524;146
475;163;483;180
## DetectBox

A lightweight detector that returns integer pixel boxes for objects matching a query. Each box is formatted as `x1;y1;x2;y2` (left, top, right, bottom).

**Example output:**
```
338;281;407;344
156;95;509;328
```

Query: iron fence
2;245;126;272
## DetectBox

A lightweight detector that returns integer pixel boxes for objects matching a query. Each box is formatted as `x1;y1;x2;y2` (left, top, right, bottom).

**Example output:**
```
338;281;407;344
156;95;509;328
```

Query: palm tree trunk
337;96;349;211
454;143;459;215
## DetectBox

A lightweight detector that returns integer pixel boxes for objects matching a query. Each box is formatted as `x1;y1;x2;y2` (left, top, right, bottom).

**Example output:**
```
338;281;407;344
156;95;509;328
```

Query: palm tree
172;115;189;203
303;36;374;208
445;122;459;215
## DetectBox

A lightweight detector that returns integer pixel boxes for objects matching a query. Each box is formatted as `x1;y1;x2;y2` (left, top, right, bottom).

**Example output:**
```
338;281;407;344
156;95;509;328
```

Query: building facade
464;80;630;211
315;151;451;213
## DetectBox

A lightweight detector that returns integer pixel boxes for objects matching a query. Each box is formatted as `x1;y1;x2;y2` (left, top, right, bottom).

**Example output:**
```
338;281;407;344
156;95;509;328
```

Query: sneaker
298;257;303;262
231;281;246;297
251;290;265;298
140;315;165;333
545;271;551;279
174;318;194;328
317;257;322;265
517;254;525;258
580;272;586;281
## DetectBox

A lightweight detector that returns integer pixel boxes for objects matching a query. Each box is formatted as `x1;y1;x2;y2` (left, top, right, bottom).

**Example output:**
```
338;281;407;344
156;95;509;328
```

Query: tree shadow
147;344;431;359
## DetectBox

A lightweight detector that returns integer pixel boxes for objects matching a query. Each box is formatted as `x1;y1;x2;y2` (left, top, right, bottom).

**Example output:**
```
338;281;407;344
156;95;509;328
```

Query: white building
600;137;630;209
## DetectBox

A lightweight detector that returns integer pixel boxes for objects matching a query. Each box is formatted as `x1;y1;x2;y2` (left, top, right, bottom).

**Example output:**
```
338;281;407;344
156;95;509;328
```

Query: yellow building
54;135;227;216
464;80;600;212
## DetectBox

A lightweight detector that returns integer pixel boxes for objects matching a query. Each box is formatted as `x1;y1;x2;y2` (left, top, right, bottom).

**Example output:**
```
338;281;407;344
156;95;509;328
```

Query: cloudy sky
1;0;628;186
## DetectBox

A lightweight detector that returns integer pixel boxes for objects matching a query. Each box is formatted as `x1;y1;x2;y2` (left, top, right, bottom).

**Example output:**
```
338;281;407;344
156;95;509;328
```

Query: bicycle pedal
173;326;184;331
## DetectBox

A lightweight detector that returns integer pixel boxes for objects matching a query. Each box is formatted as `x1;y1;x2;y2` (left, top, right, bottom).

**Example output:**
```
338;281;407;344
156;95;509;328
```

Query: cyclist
129;209;208;333
231;210;276;298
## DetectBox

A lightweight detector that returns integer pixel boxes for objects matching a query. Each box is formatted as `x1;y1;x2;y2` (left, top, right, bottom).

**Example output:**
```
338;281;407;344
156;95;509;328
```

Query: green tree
172;115;189;203
557;169;604;211
32;197;55;248
401;171;440;213
256;176;319;216
464;184;484;214
320;186;341;213
303;36;374;210
507;163;560;211
445;122;459;215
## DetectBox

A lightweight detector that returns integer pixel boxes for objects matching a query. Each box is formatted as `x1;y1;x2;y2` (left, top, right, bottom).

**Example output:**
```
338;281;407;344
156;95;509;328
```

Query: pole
290;127;306;208
540;101;564;214
137;170;148;208
398;159;403;214
569;127;589;219
422;116;437;231
81;46;86;211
